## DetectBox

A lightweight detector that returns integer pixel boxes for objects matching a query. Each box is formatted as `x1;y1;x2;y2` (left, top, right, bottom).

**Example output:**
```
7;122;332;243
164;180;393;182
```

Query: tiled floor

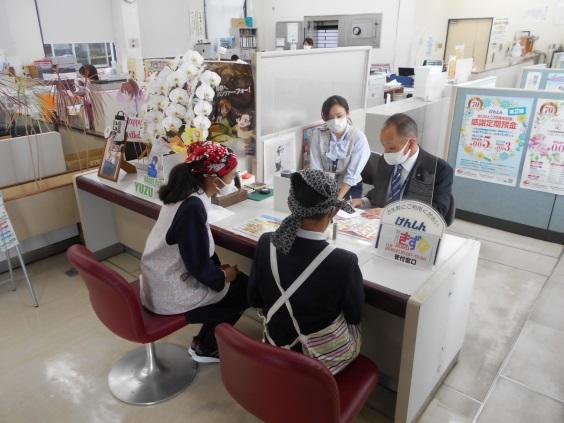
0;220;562;422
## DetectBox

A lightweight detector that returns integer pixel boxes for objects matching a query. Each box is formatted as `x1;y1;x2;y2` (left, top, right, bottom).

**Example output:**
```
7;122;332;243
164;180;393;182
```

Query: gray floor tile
477;377;564;423
502;321;564;402
444;260;546;401
449;220;563;257
479;239;558;276
530;274;564;332
106;252;141;274
102;261;138;283
419;385;481;423
553;254;564;279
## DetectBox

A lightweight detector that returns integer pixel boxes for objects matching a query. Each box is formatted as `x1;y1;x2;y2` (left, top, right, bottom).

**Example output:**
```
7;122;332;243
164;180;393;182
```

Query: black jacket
248;233;365;347
363;148;454;225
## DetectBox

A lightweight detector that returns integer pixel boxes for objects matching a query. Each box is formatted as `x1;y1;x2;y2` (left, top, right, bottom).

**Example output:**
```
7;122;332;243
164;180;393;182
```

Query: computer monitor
398;67;415;77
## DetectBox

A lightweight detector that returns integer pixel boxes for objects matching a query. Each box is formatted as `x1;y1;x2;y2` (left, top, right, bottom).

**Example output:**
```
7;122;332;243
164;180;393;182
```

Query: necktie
389;164;403;203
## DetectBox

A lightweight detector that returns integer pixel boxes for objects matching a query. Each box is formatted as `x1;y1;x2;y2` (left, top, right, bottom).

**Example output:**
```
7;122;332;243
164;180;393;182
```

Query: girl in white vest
140;141;248;363
309;95;371;200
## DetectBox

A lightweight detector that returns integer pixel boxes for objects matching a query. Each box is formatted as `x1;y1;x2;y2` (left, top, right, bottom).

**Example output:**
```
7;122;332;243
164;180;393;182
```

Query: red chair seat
130;281;188;342
216;323;379;423
336;355;380;423
67;245;188;344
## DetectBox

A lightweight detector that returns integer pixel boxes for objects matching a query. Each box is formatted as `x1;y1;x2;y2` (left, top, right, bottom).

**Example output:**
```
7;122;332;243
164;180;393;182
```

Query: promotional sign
520;99;564;195
545;73;564;92
111;111;128;143
125;116;144;143
206;62;255;171
0;193;18;252
375;200;446;269
455;95;533;186
134;176;163;199
524;72;542;90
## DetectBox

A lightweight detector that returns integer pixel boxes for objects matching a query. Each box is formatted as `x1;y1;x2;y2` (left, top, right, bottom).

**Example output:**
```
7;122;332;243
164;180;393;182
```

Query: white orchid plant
140;50;221;151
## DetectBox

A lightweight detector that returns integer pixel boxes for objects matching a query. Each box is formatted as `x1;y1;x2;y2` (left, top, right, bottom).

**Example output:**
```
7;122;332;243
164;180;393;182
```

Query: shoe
188;340;220;363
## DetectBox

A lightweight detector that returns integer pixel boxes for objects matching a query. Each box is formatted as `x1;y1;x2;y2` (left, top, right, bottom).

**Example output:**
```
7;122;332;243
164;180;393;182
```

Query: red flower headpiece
185;141;237;177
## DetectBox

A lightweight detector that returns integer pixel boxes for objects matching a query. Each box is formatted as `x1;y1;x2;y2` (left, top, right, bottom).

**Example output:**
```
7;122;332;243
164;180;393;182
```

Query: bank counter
74;169;480;423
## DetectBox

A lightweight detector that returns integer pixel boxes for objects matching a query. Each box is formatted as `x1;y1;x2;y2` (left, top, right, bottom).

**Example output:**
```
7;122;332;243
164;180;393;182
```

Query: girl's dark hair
321;95;349;121
158;162;207;204
291;172;329;220
79;64;99;81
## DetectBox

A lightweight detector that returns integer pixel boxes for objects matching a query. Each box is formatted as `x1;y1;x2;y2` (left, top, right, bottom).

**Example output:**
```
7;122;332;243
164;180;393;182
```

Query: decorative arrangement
140;50;221;161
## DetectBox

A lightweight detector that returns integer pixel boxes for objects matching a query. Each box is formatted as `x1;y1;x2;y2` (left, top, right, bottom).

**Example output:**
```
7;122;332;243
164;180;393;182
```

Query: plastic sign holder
375;200;446;269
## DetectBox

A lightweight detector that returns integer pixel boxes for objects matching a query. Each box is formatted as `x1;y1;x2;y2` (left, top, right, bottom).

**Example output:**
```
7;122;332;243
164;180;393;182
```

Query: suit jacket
363;148;454;225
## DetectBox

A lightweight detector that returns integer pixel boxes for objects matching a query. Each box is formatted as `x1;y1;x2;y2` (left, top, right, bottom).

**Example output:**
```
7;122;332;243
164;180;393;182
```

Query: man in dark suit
352;113;454;225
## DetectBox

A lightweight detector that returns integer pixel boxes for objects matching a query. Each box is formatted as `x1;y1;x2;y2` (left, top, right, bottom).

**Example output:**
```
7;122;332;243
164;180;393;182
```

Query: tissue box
273;173;291;213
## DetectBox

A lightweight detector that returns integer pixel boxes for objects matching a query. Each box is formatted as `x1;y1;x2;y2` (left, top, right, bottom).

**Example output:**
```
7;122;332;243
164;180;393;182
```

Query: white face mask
383;142;411;166
216;177;237;196
326;117;348;134
303;45;312;50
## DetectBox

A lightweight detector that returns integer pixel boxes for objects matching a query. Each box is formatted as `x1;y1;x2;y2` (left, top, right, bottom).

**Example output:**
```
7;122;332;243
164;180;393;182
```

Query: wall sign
520;99;564;195
375;200;446;269
455;95;533;186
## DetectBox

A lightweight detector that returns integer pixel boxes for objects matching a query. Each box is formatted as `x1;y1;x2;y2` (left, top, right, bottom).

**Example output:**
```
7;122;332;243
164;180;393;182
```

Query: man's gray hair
383;113;418;138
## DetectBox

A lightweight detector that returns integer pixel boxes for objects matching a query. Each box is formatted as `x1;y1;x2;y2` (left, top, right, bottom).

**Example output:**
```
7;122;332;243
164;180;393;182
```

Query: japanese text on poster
455;95;533;186
376;200;445;269
520;99;564;195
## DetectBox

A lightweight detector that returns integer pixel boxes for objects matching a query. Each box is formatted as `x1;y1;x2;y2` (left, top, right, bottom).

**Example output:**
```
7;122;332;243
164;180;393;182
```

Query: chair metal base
108;342;198;405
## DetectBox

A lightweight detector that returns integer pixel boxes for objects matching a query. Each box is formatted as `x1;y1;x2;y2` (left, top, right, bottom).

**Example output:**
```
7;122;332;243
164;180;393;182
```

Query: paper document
232;215;282;240
334;215;380;242
208;205;235;224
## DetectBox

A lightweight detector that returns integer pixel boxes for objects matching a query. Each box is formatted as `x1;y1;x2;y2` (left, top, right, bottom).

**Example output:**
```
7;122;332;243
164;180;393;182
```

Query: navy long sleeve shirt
165;196;226;292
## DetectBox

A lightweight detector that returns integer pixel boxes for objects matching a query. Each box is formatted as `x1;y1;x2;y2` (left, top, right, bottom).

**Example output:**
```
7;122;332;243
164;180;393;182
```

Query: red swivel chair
67;245;197;405
215;323;379;423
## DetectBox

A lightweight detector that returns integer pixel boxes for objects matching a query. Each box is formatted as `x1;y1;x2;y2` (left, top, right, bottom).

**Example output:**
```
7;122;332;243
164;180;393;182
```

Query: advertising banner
520;99;564;195
206;62;256;172
455;95;533;186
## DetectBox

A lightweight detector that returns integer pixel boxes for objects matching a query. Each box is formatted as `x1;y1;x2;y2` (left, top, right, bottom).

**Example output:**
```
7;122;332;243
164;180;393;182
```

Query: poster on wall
545;73;564;92
520;99;564;195
524;72;542;90
205;62;256;173
455;95;533;186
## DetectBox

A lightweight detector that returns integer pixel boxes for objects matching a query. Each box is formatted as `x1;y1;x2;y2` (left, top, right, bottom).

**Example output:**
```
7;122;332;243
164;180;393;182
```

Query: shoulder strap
266;242;335;329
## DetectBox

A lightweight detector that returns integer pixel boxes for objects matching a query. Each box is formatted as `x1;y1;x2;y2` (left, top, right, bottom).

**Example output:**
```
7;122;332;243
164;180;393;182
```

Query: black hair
321;95;349;121
79;64;99;81
291;172;329;220
158;162;207;204
383;113;418;138
230;54;240;61
303;38;314;47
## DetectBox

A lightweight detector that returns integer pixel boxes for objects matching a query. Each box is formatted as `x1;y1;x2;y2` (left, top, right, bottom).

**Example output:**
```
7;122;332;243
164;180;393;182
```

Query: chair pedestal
108;342;198;405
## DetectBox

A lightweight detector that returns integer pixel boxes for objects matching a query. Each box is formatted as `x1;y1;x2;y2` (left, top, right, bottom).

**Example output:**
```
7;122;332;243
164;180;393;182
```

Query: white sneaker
188;346;220;363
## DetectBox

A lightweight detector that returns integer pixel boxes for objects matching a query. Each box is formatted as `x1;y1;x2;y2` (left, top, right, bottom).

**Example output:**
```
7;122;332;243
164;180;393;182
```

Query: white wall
414;0;564;67
0;0;44;64
137;0;204;58
37;0;114;43
250;0;416;68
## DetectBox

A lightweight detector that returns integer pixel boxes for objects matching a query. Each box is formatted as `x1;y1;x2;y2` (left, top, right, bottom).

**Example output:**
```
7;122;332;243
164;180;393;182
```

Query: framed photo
98;136;122;181
302;121;324;168
263;131;297;185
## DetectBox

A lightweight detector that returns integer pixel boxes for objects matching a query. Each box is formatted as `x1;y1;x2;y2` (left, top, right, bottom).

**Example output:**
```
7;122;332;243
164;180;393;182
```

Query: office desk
74;170;480;423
